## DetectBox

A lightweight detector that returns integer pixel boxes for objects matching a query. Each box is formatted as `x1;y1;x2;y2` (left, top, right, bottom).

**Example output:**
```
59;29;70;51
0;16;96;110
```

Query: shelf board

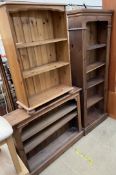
25;85;73;110
86;62;105;73
24;111;77;154
23;61;69;79
16;38;67;49
22;103;77;142
87;78;104;89
28;129;79;171
87;95;103;108
87;108;105;127
87;43;106;51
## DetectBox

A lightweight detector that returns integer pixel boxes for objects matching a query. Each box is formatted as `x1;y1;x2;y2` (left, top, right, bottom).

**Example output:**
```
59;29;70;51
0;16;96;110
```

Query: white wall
4;0;102;6
68;0;102;6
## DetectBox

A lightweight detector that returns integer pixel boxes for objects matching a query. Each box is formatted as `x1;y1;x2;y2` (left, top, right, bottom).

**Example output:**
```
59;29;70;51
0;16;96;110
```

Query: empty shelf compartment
28;126;79;172
22;102;77;142
87;77;104;89
24;111;78;154
23;61;69;79
86;62;105;73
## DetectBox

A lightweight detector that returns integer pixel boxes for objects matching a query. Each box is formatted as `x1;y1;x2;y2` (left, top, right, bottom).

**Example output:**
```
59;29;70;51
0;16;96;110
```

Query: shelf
23;61;69;79
22;103;77;142
87;78;104;89
86;62;105;73
24;111;77;154
26;85;73;110
28;129;79;171
87;43;106;51
16;38;67;49
87;95;103;108
87;108;105;127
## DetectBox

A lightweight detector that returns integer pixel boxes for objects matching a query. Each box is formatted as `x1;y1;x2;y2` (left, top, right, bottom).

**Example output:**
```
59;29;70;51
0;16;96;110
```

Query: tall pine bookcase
0;2;73;111
68;9;113;134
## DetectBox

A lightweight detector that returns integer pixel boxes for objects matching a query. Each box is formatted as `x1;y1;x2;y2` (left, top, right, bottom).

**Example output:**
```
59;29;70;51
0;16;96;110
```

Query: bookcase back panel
87;68;105;81
86;48;106;66
11;10;67;43
86;21;108;46
25;69;59;97
87;84;104;98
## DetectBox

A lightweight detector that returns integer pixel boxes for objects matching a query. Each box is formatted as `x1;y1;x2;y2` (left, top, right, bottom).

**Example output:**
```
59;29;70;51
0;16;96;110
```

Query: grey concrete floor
40;118;116;175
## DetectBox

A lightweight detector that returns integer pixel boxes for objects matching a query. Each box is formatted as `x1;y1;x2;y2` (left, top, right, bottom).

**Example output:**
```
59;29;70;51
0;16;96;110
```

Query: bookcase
68;9;112;134
4;88;83;175
0;2;72;111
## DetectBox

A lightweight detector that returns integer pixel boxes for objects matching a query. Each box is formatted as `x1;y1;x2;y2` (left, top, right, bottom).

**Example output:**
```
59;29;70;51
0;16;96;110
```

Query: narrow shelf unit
68;9;112;133
4;88;83;175
0;2;72;111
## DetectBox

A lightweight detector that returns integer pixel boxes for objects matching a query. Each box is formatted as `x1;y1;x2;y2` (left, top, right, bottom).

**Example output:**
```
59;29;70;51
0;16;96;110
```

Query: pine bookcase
0;2;72;111
68;9;113;134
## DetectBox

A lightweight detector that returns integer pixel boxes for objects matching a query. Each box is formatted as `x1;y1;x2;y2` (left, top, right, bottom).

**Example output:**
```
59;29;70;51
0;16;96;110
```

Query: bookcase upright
0;2;72;111
68;9;112;134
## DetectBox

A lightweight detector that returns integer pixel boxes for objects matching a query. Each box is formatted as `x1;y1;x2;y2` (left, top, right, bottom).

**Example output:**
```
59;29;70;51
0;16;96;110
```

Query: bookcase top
0;1;66;7
67;9;113;16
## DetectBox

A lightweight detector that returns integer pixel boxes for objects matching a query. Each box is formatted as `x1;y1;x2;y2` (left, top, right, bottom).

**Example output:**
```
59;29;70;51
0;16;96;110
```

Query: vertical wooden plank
42;11;56;89
12;12;35;97
0;7;28;107
20;11;37;96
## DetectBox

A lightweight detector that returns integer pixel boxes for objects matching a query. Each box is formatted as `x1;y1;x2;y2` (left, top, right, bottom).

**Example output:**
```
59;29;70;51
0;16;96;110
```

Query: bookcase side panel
0;6;29;107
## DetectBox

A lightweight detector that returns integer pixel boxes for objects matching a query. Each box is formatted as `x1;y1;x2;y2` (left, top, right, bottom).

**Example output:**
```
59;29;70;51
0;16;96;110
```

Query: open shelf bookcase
68;9;112;134
0;2;72;111
4;88;83;175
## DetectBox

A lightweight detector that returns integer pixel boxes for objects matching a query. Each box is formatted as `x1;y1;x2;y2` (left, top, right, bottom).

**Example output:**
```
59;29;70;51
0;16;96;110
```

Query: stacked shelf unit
68;9;112;134
0;2;72;111
4;88;83;175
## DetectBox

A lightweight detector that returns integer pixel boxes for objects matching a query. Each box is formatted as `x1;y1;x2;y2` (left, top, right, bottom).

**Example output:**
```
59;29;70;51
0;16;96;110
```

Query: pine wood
4;88;83;175
24;111;77;154
68;9;112;134
87;43;106;50
87;95;103;108
23;61;69;79
16;38;67;48
103;0;116;92
21;103;77;142
0;2;72;111
103;0;116;119
86;62;105;73
87;78;104;89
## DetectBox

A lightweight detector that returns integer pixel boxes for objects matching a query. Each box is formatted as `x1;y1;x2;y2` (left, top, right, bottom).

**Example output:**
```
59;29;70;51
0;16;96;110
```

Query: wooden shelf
23;61;69;79
16;38;67;49
87;108;105;127
28;129;79;171
87;78;104;89
86;62;105;73
22;103;77;142
26;85;73;110
24;111;77;154
87;95;103;108
87;43;106;51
